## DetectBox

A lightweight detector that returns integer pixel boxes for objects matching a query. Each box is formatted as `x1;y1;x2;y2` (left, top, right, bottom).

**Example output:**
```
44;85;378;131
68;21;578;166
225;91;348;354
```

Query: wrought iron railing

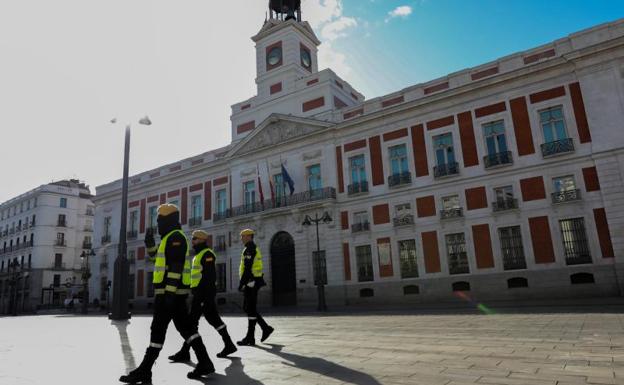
127;230;138;240
541;138;574;157
493;198;518;212
440;208;463;220
434;162;459;178
54;240;66;247
57;220;67;227
484;151;513;168
82;242;92;249
393;215;414;227
213;187;336;222
552;189;581;204
351;222;370;233
348;181;369;195
388;172;412;188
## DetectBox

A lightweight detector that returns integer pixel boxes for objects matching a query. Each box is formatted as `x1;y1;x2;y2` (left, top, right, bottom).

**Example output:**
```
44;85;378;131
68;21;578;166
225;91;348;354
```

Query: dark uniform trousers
188;292;226;331
243;285;270;331
150;294;198;346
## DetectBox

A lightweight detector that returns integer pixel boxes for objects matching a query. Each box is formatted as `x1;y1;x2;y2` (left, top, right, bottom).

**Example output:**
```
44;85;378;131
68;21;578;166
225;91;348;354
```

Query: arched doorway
270;231;297;306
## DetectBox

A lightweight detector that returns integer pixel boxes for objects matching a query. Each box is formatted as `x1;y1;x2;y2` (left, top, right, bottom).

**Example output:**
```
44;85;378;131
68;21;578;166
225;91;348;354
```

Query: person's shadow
183;357;264;384
256;343;382;385
112;320;137;373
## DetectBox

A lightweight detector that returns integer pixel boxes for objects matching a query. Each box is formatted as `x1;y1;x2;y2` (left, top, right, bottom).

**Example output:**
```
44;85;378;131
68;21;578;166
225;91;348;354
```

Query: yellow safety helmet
192;230;210;241
157;203;179;217
240;229;255;236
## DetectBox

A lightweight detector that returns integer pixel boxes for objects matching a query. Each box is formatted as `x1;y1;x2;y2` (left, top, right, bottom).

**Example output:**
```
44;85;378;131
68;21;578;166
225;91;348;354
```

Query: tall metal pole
81;253;89;314
110;125;131;320
314;214;327;311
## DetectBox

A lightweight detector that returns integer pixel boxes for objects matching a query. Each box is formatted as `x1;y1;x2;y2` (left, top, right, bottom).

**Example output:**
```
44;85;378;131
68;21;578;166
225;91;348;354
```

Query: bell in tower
269;0;301;21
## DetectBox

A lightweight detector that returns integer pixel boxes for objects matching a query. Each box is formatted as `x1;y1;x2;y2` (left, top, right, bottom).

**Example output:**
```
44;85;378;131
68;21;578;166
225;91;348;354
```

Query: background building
0;179;95;313
92;5;623;310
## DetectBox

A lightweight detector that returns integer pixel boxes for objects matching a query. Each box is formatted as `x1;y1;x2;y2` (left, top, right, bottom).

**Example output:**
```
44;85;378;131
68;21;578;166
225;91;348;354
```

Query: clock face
267;47;282;66
301;49;311;68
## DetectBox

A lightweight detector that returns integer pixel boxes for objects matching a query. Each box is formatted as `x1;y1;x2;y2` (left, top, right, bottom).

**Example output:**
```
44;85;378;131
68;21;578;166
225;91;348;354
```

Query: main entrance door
270;231;297;306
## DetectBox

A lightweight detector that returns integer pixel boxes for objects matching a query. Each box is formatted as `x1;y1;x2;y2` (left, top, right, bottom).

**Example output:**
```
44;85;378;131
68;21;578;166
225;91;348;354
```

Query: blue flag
281;164;295;195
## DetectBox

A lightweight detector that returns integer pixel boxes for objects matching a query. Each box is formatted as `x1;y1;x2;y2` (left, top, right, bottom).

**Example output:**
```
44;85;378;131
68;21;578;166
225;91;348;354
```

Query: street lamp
9;258;20;316
302;211;332;311
109;116;151;320
80;249;96;314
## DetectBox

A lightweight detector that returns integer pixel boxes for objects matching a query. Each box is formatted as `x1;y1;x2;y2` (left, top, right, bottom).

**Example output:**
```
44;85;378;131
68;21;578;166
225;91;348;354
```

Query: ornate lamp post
302;211;332;311
80;249;95;314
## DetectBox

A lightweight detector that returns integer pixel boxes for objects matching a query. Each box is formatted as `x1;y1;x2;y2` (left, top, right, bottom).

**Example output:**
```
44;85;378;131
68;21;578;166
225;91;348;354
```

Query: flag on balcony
257;164;265;206
281;164;295;195
266;160;275;205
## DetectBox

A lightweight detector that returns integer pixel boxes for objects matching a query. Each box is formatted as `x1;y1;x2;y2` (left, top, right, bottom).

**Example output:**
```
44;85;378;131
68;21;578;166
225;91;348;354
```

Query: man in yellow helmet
119;204;214;383
168;229;237;362
236;228;274;346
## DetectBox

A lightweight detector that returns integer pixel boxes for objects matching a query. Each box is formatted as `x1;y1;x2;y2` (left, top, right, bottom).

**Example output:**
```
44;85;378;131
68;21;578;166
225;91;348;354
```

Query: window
148;207;158;229
442;195;460;210
216;189;227;215
129;211;138;233
57;214;66;226
355;245;374;282
54;253;63;268
540;106;567;143
100;277;108;301
104;216;112;237
560;218;591;265
216;235;226;251
389;144;409;175
446;233;469;274
56;233;65;247
191;196;202;219
28;254;31;268
216;263;226;292
353;211;369;229
499;226;526;270
433;133;455;166
53;274;61;287
60;198;67;208
553;176;576;193
307;164;322;192
169;199;179;207
483;120;508;155
395;203;411;218
349;155;367;184
243;181;256;207
398;240;418;278
493;186;517;211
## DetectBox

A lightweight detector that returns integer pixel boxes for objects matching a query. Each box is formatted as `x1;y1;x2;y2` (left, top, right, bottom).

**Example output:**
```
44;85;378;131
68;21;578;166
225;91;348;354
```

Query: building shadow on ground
256;343;382;385
112;320;137;372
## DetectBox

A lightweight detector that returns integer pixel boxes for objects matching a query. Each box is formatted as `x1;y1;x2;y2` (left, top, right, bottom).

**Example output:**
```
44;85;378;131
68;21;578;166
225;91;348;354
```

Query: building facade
91;11;624;310
0;180;95;313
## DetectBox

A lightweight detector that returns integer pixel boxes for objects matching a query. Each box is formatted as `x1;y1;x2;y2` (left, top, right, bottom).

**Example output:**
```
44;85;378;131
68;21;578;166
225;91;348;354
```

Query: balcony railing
541;138;574;157
351;222;370;233
388;172;412;188
213;187;337;222
347;181;369;195
51;263;66;270
54;240;66;247
440;207;464;220
552;189;581;204
434;162;459;178
127;230;138;240
493;198;518;212
393;215;414;227
57;220;67;227
484;151;513;168
84;226;93;232
189;217;202;227
101;235;111;244
82;242;92;249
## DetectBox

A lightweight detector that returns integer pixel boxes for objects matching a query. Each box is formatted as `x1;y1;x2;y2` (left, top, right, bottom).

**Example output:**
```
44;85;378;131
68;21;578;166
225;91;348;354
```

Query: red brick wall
181;188;188;225
236;121;255;134
302;97;325;112
372;204;390;224
529;86;566;104
382;128;408;142
510;96;535;156
344;139;367;152
465;187;488;210
474;101;506;118
582;166;601;192
416;196;436;217
529;216;556;264
340;211;349;230
335;146;345;193
139;199;146;233
382;95;404;108
270;82;282;95
520;176;546;201
204;181;212;220
472;224;495;269
369;136;384;186
594;208;615;258
569;82;592;143
410;124;429;177
427;115;454;131
457;111;479;167
422;231;441;273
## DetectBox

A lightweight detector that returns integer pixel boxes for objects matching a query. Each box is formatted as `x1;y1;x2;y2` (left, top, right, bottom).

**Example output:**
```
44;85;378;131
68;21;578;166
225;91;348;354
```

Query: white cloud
386;5;412;22
321;16;357;40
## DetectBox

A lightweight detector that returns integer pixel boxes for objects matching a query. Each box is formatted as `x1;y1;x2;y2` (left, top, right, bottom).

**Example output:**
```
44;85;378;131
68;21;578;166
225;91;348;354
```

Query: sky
0;0;623;203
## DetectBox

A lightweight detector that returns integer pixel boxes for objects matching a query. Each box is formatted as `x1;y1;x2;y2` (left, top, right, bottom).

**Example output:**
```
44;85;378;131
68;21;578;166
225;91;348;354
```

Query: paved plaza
1;307;624;385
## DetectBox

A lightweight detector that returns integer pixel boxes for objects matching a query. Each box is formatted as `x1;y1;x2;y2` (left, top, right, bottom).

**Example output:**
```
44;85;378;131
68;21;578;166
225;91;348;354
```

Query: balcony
434;162;459;178
484;151;513;168
541;138;574;157
82;241;92;249
127;230;138;240
393;215;414;227
54;240;66;247
189;217;202;228
552;189;581;204
213;187;337;222
351;222;370;233
388;172;412;188
57;220;67;227
492;198;519;212
101;235;111;244
347;181;369;196
440;208;464;220
51;263;66;270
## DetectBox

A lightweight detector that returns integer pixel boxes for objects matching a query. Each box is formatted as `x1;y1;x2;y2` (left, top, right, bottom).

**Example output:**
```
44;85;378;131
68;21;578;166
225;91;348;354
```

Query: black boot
119;346;159;384
216;326;237;358
187;336;215;379
257;316;274;343
237;319;256;346
168;342;191;362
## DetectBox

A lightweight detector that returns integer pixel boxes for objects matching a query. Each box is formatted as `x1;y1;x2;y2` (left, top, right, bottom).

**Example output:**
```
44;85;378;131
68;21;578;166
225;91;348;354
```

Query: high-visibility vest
239;246;263;279
190;248;215;288
153;230;192;292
